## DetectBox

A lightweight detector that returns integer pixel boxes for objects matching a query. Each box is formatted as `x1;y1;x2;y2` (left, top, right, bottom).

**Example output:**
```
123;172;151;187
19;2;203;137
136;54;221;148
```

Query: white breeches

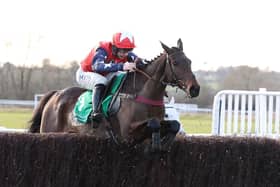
76;67;119;89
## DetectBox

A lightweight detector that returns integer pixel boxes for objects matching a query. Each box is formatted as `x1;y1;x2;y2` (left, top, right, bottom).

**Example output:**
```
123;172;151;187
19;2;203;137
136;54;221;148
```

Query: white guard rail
212;88;280;138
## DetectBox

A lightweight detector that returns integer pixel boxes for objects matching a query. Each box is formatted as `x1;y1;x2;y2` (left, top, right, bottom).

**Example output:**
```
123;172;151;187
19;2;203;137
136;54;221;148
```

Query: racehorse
28;39;200;152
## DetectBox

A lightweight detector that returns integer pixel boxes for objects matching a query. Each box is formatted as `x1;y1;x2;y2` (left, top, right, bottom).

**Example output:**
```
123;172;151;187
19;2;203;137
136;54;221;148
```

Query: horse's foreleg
147;118;161;152
160;120;180;151
129;119;162;153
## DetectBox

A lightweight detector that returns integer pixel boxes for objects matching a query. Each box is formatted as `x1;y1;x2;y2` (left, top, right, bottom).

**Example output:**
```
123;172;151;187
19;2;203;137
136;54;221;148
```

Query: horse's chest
147;107;165;119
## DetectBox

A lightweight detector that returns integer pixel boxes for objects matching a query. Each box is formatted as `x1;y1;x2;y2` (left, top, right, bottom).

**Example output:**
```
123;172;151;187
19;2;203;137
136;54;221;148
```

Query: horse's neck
120;72;146;94
139;77;166;99
121;55;167;99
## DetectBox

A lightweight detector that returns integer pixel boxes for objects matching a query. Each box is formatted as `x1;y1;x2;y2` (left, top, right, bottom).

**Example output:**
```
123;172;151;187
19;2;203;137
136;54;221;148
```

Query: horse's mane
120;53;165;94
146;48;180;63
148;53;164;63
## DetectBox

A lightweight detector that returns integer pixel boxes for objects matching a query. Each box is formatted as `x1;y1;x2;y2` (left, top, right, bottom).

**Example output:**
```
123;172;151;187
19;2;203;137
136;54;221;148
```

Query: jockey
76;31;141;125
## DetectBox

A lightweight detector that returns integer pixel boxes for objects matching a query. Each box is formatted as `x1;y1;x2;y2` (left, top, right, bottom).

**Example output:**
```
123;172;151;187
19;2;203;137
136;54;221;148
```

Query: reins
134;68;153;80
119;52;189;107
133;54;169;85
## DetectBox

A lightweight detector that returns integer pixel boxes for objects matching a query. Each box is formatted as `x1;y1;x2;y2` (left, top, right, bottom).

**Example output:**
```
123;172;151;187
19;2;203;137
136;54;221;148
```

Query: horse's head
160;39;200;98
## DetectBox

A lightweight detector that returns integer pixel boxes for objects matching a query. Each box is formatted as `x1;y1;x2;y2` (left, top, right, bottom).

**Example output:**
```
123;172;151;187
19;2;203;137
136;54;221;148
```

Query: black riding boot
91;84;106;124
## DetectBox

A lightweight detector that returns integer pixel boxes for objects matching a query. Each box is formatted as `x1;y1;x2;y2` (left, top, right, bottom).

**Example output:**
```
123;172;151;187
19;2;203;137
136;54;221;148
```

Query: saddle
73;73;127;124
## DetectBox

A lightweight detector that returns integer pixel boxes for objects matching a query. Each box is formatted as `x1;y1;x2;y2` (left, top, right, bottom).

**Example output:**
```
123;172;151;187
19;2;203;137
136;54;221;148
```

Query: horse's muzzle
189;85;200;98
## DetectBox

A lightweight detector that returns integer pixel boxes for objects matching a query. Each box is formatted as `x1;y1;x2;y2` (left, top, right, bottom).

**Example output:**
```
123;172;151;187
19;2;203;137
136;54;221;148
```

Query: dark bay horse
29;39;200;151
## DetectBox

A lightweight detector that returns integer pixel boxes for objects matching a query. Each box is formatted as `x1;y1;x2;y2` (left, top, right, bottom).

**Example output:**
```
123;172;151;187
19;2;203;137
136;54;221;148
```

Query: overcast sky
0;0;280;71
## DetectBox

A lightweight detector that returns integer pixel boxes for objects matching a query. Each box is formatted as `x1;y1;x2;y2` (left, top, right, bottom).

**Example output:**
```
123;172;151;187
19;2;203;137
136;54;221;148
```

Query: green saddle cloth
73;73;126;124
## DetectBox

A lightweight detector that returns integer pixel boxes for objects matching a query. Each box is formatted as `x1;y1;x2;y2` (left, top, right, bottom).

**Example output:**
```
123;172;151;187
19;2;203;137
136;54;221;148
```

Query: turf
181;113;212;134
0;108;33;129
0;108;212;133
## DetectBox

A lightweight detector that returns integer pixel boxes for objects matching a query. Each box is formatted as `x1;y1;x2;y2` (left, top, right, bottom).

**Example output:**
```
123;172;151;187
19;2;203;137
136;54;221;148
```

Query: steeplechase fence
1;133;280;186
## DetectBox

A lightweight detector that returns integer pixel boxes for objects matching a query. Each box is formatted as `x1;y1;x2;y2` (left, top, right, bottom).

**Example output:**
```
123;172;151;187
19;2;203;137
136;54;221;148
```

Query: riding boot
90;84;106;125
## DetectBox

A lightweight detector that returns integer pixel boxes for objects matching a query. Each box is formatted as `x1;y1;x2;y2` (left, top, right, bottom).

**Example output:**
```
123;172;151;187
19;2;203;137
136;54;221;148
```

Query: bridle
118;52;192;107
134;53;188;91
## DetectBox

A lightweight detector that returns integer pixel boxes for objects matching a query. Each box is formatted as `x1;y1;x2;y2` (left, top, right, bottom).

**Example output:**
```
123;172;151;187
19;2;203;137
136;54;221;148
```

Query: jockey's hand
123;62;136;72
134;57;149;68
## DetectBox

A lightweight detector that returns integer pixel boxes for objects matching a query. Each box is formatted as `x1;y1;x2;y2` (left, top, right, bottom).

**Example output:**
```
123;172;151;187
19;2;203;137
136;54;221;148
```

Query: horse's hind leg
160;120;180;152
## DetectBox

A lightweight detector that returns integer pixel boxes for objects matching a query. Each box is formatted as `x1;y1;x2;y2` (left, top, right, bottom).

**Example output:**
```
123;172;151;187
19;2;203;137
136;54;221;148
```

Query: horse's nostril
190;85;200;97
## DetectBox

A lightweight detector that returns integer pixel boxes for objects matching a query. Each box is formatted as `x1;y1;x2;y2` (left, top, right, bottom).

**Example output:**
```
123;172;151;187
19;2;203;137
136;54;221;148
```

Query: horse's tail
28;90;57;133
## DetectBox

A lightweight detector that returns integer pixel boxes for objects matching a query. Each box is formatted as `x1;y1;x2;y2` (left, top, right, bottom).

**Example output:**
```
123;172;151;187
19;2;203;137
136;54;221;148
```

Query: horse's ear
177;38;183;51
160;41;171;53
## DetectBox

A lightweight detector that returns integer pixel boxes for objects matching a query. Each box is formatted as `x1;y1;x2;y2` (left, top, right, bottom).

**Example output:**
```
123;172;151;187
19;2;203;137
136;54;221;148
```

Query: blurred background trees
1;60;280;108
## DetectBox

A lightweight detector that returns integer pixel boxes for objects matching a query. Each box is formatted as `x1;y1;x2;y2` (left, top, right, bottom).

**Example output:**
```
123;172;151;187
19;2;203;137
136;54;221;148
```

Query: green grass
180;113;212;134
1;108;276;135
0;108;33;129
0;108;213;133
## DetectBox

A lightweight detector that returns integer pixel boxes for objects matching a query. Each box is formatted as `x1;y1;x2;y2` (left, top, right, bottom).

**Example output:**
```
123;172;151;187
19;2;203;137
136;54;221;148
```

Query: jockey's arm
127;52;148;68
91;48;124;73
127;52;138;62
